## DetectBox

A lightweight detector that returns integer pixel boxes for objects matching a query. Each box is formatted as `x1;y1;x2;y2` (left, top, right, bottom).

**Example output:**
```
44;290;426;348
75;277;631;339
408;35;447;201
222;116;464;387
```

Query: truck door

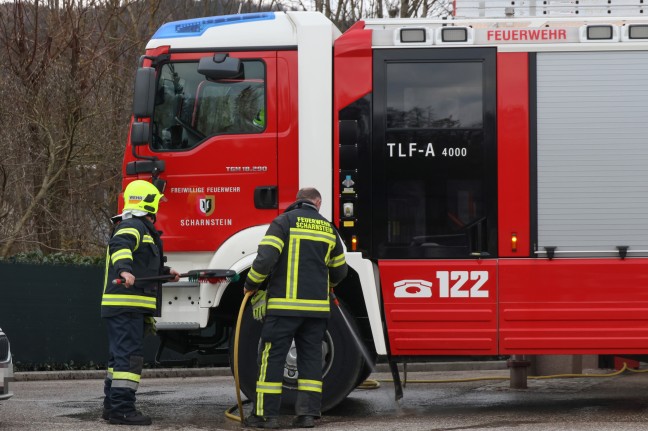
143;52;279;252
373;48;499;355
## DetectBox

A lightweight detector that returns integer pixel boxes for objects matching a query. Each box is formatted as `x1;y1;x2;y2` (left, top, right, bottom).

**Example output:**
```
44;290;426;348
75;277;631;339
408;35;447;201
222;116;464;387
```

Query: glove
144;316;157;336
251;290;267;322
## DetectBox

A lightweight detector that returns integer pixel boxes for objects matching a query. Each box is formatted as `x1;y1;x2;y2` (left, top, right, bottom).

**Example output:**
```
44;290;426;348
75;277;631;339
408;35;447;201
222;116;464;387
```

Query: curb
14;361;507;382
14;367;233;382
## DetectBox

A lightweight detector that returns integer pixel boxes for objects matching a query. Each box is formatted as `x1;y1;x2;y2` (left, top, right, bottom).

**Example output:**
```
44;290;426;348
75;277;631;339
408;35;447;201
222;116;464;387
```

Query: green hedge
2;251;103;266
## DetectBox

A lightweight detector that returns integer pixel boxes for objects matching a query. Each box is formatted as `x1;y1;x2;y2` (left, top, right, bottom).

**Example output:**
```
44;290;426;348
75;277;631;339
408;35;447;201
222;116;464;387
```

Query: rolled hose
225;290;378;422
225;290;253;423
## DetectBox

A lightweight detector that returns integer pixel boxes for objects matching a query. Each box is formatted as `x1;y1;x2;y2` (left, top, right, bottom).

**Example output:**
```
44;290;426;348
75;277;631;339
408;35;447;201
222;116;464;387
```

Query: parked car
0;327;13;400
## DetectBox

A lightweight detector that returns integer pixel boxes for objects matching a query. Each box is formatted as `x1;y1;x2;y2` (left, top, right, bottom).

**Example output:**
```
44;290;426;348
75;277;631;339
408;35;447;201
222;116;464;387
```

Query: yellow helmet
123;180;164;214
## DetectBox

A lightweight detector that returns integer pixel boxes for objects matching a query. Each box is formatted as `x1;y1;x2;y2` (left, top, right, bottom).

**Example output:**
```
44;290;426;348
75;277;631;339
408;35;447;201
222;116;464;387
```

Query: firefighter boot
109;410;152;426
292;415;315;428
245;414;280;429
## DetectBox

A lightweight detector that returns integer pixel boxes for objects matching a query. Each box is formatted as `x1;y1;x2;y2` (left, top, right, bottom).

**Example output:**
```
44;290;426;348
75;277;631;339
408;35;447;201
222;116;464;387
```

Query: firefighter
244;187;348;429
100;180;179;426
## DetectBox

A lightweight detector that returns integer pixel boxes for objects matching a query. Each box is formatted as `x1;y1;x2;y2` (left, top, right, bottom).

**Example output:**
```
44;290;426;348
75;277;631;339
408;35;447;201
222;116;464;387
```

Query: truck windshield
151;60;266;150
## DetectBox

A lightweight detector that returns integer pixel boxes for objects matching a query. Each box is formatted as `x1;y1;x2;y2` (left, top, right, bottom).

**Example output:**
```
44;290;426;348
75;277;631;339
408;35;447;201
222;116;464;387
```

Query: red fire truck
122;6;648;410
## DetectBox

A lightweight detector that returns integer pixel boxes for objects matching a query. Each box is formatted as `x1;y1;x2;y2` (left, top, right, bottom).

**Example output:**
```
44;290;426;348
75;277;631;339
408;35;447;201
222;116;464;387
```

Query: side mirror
198;53;242;80
133;67;156;118
130;121;150;147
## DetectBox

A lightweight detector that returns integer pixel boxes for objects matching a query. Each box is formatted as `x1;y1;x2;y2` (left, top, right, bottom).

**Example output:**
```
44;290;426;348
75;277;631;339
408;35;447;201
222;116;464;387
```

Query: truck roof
363;15;648;50
146;11;340;50
454;0;648;18
148;11;648;52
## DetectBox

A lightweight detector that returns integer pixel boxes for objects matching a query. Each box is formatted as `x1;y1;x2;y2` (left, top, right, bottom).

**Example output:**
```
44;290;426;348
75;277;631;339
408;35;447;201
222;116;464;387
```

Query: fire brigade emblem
199;196;215;216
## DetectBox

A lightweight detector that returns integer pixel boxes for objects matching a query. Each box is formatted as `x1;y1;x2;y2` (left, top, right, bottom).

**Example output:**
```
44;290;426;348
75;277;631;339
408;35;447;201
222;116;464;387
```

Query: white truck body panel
346;253;388;355
285;12;341;221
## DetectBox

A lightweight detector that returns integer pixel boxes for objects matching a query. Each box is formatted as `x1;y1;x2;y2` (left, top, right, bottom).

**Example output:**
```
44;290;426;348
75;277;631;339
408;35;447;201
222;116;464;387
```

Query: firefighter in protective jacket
100;180;179;426
244;187;348;429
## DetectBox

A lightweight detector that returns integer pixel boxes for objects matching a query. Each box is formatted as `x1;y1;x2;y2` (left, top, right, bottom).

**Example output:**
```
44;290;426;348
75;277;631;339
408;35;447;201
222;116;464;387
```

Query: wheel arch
203;225;267;326
336;253;387;356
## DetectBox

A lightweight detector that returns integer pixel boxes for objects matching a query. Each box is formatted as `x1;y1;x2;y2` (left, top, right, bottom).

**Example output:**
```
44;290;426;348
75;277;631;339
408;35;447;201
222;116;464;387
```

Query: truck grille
0;335;9;362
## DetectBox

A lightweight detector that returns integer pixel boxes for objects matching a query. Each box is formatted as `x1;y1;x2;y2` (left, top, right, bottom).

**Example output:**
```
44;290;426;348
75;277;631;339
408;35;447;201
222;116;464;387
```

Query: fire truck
122;3;648;410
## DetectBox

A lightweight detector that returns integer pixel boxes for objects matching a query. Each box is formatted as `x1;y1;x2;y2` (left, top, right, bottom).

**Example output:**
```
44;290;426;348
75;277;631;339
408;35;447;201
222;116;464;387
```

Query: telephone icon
393;279;433;298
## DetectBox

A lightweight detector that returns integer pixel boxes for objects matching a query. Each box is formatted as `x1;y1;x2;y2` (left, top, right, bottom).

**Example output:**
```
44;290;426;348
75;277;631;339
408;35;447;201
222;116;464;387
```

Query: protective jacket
101;216;168;318
245;200;348;318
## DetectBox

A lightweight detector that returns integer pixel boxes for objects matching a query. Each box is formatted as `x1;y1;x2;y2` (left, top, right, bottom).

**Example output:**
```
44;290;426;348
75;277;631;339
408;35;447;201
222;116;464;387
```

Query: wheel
354;354;376;388
230;301;365;412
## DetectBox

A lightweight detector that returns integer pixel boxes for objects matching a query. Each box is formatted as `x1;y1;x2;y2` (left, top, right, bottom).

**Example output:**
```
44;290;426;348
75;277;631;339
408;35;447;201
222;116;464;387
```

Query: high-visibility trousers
254;315;327;418
102;312;145;415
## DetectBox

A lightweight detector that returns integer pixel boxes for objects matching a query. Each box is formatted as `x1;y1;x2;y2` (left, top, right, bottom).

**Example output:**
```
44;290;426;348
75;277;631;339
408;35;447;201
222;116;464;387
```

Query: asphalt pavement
3;362;648;430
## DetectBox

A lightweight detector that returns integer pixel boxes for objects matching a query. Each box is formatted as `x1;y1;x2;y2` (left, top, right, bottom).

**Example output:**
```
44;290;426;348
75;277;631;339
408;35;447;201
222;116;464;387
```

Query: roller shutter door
536;51;648;257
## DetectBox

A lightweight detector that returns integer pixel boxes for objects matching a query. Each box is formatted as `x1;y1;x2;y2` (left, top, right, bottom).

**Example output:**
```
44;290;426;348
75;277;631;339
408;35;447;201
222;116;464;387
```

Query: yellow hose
225;290;648;412
357;361;648;388
225;290;253;423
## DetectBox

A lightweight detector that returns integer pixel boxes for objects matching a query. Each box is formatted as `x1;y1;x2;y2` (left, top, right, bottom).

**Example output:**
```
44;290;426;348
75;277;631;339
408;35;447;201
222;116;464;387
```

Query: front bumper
0;331;13;400
0;360;13;400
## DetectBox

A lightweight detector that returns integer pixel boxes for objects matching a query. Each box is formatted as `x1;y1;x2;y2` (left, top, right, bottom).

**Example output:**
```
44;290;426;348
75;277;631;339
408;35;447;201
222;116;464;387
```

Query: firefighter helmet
123;180;164;215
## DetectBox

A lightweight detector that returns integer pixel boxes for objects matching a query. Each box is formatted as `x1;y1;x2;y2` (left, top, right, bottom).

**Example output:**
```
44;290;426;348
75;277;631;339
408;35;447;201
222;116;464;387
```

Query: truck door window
151;60;266;150
373;50;497;259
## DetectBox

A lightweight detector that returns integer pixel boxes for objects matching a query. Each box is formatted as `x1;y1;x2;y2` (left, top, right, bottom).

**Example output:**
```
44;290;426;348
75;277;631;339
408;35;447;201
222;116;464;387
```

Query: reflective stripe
260;235;284;253
111;380;139;390
110;249;133;265
256;381;282;394
114;227;140;250
289;228;337;245
101;294;156;309
256;392;264;416
143;234;154;244
297;379;322;393
112;371;141;390
106;367;113;380
267;298;330;313
113;371;141;383
285;228;338;299
328;253;346;268
256;342;273;416
286;237;300;299
259;342;271;383
248;267;267;284
103;248;110;293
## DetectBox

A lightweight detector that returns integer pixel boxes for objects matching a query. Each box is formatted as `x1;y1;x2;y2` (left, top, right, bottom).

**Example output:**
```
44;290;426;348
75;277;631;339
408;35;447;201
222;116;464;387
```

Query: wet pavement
2;368;648;430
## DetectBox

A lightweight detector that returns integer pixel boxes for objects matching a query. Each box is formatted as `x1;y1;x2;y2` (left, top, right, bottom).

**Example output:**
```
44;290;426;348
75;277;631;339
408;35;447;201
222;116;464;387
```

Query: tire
230;302;365;412
354;356;376;389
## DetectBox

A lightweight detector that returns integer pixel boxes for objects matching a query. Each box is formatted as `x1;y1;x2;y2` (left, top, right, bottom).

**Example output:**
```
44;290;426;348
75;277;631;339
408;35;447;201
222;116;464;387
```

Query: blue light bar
152;13;276;39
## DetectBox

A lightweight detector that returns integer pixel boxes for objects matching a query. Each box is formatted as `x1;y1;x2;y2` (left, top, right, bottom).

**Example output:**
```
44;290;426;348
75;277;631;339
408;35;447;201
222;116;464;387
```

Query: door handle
254;186;278;209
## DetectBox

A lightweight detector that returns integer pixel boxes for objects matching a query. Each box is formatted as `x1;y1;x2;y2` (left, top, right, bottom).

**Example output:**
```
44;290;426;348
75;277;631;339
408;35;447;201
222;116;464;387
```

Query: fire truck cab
124;8;648;410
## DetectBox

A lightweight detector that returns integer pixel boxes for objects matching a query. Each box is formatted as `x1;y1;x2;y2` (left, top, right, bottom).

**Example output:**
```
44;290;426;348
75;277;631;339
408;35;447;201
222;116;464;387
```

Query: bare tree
0;0;265;258
0;0;453;259
0;0;140;258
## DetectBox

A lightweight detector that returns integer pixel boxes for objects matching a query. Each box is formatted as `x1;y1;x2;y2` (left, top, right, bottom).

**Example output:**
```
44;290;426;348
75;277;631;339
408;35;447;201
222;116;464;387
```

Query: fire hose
223;289;648;423
112;269;238;285
225;290;253;424
225;288;375;423
112;268;249;420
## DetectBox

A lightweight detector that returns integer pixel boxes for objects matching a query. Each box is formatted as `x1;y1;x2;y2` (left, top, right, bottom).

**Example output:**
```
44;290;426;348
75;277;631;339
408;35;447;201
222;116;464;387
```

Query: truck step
157;322;201;330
